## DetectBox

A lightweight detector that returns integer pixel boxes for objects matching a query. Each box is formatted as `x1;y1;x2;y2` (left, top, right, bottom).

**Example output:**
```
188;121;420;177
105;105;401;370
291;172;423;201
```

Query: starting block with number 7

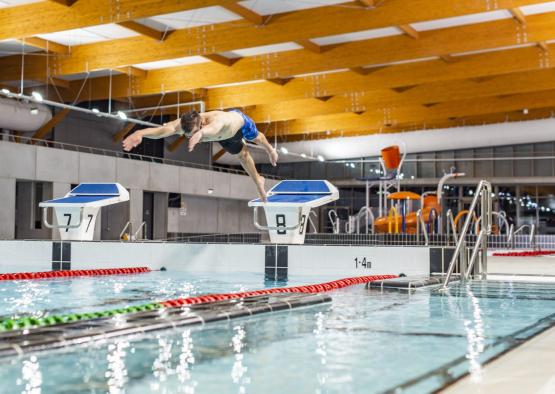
248;180;339;244
39;183;129;241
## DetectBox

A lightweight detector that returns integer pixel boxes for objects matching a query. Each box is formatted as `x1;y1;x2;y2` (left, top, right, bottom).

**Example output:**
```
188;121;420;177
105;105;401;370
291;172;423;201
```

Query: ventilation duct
0;97;51;132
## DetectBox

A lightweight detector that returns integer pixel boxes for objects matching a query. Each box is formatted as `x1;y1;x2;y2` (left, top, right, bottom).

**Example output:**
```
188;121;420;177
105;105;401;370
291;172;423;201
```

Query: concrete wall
52;110;211;166
14;181;52;240
0;140;274;239
0;177;15;239
167;196;257;234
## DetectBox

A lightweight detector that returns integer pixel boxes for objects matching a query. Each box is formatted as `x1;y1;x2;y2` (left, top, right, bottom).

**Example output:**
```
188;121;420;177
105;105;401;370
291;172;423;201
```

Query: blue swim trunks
229;109;259;141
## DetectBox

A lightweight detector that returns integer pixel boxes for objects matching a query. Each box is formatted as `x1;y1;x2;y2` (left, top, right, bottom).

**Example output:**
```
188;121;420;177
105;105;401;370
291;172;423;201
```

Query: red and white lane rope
160;274;398;308
493;250;555;257
0;267;151;281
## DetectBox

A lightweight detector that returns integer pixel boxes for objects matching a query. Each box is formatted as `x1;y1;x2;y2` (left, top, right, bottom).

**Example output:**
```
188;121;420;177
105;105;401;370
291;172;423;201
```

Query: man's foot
256;176;267;202
268;149;279;167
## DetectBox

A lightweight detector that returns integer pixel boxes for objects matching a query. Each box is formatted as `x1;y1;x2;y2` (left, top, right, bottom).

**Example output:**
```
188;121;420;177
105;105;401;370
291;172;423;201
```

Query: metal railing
446;209;459;245
328;210;340;234
441;180;492;290
509;224;536;249
416;209;429;246
355;206;375;234
0;134;283;180
134;222;147;241
307;211;318;234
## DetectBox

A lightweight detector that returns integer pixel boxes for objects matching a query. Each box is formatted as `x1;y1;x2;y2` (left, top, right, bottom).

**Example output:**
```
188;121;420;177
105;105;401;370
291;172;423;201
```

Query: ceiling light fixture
31;91;43;102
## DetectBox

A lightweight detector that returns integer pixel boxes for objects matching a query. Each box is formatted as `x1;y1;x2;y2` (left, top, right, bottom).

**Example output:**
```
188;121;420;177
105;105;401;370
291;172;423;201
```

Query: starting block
39;183;129;241
248;180;339;244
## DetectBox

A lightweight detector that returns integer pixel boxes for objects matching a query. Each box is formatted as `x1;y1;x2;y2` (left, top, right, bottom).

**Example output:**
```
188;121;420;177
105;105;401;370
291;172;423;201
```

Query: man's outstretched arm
188;120;224;152
123;119;180;151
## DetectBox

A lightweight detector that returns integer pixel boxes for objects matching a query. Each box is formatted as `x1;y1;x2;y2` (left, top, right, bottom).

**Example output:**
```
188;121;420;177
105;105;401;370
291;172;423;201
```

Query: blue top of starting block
44;196;114;205
270;180;331;194
70;183;120;196
251;194;329;204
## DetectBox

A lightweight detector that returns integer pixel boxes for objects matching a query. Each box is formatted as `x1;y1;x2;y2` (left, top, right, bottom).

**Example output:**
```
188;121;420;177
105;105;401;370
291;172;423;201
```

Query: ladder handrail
511;224;536;249
441;180;492;290
119;221;131;241
416;209;429;246
446;209;459;244
356;206;375;234
134;221;147;240
328;209;340;234
307;211;318;234
473;211;510;237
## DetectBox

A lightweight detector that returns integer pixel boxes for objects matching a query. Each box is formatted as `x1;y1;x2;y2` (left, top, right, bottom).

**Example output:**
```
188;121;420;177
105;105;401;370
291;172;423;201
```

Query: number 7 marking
85;214;94;232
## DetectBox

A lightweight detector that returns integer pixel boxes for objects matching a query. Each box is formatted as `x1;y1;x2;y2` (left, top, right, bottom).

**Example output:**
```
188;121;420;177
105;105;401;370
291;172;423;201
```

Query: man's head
180;110;202;137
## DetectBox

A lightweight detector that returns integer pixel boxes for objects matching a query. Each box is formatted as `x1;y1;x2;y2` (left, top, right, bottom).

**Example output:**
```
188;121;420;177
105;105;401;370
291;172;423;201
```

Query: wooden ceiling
2;0;555;144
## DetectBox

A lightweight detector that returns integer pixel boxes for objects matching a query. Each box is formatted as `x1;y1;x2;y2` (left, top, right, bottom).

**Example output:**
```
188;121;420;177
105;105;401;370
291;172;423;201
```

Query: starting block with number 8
248;180;339;244
39;183;129;241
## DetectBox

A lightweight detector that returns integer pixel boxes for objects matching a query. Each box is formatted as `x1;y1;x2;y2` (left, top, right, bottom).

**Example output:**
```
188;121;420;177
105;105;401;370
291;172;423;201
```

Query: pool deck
443;255;555;393
443;324;555;394
488;255;555;276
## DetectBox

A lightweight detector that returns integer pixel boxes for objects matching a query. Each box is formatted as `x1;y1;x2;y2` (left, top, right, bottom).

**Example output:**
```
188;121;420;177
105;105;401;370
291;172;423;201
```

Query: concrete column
153;192;168;240
52;182;71;240
129;189;143;237
0;177;15;239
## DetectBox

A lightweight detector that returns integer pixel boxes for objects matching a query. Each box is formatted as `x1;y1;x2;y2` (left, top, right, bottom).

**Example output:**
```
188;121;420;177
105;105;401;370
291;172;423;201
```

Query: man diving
123;109;278;201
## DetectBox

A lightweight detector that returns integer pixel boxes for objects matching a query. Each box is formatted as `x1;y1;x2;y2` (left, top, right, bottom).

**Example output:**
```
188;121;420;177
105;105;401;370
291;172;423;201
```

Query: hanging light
117;111;127;120
31;91;43;102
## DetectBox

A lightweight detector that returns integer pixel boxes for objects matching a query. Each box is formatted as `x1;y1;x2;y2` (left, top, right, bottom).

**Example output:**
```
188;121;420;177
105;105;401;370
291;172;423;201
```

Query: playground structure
326;144;529;245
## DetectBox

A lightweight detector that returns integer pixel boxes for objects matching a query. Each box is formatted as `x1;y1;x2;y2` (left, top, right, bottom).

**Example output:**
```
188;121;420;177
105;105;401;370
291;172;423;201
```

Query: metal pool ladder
440;180;493;291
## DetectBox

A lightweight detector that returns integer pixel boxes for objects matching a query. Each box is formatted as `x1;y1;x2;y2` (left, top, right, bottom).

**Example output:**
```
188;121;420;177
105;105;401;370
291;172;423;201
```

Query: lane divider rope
0;274;396;332
159;274;398;307
493;250;555;257
0;267;151;281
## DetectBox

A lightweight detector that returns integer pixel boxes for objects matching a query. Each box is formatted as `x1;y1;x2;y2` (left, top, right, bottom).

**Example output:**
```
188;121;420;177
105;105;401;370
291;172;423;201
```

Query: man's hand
188;130;203;152
123;131;143;152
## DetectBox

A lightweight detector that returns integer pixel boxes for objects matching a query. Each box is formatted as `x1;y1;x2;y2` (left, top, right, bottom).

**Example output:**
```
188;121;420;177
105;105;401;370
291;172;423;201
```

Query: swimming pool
1;272;554;393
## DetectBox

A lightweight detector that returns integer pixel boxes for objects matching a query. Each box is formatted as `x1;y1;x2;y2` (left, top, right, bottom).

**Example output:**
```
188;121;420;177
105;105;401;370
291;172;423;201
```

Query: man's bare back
194;111;244;142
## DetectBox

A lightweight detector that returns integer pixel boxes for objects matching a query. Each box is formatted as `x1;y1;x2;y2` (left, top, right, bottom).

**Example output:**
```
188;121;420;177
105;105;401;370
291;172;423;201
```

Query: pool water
1;273;555;393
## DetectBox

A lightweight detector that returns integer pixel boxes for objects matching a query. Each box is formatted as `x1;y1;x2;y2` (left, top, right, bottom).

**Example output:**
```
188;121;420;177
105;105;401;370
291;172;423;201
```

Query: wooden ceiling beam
117;21;171;41
18;37;68;54
357;0;375;7
398;24;419;39
212;148;226;162
31;108;70;140
510;8;527;24
439;54;457;63
112;123;135;143
113;66;148;79
202;54;240;67
263;89;555;136
51;43;555;111
128;67;555;124
296;39;322;53
0;0;241;40
244;68;555;122
47;0;79;6
168;136;186;152
6;1;555;80
278;108;555;141
222;3;265;25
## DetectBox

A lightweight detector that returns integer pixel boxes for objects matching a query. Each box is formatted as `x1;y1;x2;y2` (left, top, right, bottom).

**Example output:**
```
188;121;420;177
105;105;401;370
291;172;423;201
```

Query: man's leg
236;145;267;201
252;133;279;167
